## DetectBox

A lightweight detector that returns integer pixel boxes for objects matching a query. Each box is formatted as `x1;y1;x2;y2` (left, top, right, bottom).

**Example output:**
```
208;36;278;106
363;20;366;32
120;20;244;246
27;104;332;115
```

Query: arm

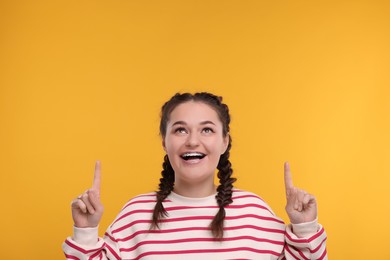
62;225;121;260
283;162;328;260
62;161;121;259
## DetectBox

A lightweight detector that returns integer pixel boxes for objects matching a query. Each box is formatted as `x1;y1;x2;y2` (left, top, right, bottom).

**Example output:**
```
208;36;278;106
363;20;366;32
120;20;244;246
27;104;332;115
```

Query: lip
180;151;207;164
182;158;204;165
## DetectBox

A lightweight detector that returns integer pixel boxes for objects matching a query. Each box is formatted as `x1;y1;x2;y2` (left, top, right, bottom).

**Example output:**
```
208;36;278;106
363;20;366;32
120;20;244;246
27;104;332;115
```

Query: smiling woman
62;92;328;259
162;101;230;198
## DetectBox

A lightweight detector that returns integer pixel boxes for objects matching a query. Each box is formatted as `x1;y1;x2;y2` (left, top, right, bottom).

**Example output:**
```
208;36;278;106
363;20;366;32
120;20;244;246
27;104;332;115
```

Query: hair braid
210;137;236;240
151;154;175;230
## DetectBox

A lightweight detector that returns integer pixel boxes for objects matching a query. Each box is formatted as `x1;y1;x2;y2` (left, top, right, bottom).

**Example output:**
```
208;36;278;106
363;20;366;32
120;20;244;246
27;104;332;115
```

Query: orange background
1;1;389;259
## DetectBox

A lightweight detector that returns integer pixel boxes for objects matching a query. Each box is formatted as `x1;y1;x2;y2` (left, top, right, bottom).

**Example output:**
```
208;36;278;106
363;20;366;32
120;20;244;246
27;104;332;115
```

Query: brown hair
151;92;236;240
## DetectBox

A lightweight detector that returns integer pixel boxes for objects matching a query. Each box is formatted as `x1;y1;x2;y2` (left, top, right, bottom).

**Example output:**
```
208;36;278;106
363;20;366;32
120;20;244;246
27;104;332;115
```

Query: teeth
181;152;205;160
183;152;204;157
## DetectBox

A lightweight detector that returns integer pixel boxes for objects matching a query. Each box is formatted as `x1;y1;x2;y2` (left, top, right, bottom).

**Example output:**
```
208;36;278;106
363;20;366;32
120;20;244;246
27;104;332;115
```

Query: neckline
168;191;217;205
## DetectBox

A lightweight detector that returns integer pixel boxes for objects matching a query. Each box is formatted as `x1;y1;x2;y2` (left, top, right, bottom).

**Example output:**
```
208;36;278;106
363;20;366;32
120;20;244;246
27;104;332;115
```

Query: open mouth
180;152;206;161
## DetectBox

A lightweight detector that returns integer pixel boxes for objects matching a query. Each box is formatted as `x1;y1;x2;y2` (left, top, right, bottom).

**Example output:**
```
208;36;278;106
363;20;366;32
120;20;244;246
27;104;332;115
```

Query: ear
221;133;230;154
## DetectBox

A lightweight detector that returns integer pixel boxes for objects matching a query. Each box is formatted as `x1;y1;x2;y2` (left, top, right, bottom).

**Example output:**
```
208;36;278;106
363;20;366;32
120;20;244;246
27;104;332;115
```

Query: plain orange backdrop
1;1;389;259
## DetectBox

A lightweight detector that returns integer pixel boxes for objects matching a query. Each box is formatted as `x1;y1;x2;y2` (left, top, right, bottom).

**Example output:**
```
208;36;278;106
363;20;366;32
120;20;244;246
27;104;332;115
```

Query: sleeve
62;226;121;260
283;219;328;260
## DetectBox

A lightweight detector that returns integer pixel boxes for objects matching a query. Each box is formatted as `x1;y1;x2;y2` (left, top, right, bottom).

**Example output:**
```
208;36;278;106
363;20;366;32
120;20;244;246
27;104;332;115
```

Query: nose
185;132;200;147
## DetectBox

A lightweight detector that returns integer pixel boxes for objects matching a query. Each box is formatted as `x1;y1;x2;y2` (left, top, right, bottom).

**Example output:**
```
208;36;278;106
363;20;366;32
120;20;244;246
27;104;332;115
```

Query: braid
151;155;175;230
210;137;236;240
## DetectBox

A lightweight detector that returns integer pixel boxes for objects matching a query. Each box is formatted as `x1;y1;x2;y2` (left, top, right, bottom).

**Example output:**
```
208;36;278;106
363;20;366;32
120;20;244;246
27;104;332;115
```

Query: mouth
180;152;206;161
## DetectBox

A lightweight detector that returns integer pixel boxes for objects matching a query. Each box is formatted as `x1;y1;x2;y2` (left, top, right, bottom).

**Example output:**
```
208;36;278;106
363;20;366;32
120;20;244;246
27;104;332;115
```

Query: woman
63;92;327;259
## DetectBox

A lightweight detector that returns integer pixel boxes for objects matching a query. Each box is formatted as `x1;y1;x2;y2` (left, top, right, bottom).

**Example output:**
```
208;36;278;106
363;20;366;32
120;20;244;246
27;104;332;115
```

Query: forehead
168;101;221;124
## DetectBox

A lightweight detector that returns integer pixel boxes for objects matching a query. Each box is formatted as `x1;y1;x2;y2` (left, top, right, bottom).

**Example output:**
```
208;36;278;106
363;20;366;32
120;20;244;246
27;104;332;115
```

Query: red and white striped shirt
63;190;327;259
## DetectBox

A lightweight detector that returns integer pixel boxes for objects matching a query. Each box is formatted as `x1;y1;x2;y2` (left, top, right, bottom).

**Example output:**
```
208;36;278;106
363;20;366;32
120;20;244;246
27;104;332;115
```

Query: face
163;101;229;187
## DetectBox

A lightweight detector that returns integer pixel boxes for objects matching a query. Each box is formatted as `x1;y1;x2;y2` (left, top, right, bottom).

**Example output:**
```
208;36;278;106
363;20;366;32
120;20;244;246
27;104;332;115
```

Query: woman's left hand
284;162;317;224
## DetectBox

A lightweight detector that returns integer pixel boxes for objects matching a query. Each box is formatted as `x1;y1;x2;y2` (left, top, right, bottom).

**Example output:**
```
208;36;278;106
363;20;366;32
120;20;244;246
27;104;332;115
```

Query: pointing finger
284;162;294;193
92;160;101;191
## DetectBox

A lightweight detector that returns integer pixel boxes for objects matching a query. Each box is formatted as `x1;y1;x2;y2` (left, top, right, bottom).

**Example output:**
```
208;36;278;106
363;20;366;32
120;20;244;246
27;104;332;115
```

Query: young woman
63;92;327;259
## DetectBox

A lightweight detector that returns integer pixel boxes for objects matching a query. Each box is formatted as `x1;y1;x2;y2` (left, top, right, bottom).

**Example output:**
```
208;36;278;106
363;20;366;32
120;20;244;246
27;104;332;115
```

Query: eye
202;127;214;134
174;127;187;134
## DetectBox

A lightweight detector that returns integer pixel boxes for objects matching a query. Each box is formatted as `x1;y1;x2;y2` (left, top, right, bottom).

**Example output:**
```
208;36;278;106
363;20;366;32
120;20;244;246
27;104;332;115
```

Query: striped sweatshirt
63;190;327;260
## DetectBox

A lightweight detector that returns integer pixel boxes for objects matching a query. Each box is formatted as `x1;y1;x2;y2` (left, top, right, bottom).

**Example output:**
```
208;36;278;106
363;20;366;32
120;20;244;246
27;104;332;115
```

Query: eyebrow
171;120;216;126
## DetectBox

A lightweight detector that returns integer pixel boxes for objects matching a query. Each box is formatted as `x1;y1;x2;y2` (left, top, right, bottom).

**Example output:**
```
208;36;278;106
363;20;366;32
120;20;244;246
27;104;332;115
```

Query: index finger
284;161;294;191
92;160;101;191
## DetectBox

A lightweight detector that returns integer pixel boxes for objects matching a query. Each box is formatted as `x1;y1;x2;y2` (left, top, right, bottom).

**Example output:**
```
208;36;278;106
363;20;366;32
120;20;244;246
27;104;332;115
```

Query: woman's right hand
71;161;104;228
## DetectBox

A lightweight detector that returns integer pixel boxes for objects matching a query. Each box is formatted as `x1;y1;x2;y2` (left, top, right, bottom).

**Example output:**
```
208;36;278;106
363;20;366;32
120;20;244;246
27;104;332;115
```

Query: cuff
291;218;319;238
72;226;99;246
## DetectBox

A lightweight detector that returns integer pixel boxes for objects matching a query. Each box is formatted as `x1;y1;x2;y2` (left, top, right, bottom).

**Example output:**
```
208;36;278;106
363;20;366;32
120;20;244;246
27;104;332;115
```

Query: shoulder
231;189;277;216
232;189;266;203
109;192;157;229
120;192;157;210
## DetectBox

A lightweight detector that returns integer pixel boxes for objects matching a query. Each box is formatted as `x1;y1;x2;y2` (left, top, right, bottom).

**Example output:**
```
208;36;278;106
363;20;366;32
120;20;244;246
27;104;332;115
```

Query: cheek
215;138;228;153
164;137;180;154
208;141;225;157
